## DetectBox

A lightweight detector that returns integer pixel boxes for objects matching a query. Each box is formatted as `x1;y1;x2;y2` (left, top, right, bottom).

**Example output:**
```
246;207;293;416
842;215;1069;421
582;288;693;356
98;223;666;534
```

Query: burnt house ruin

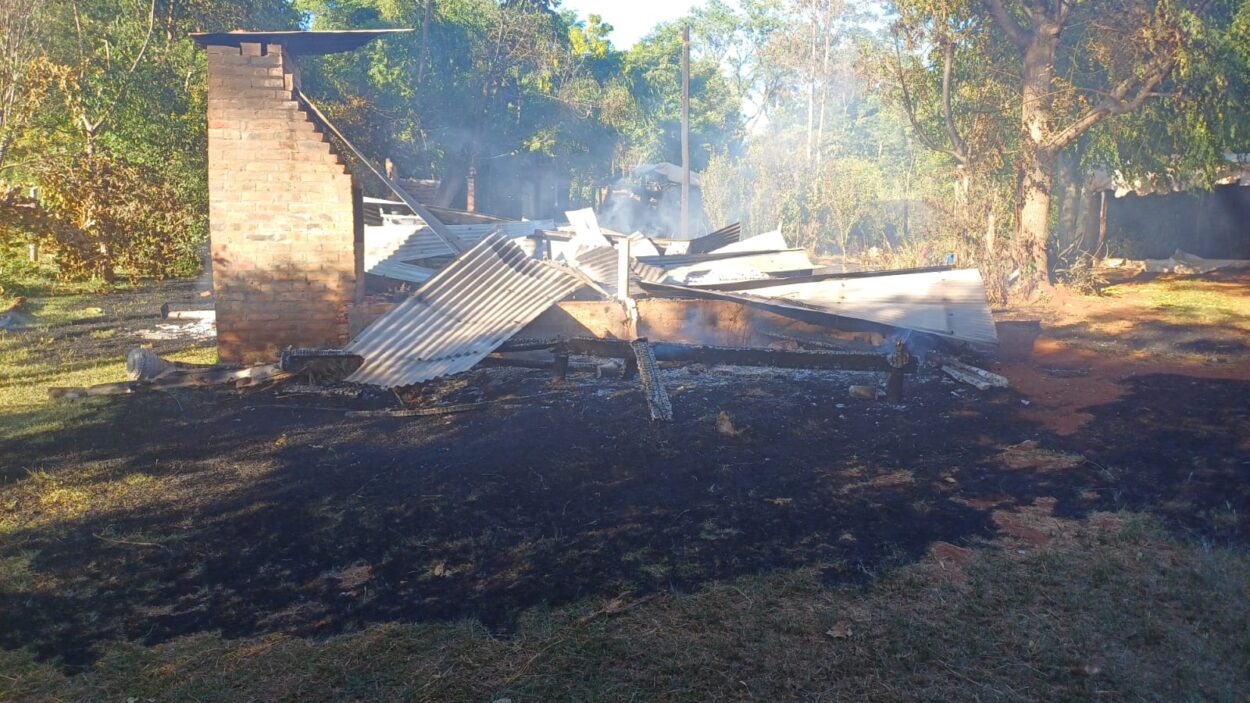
191;30;1000;404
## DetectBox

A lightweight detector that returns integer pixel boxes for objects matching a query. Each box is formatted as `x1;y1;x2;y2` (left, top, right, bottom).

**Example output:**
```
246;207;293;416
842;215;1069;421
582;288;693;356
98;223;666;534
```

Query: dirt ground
2;271;1248;670
995;270;1250;434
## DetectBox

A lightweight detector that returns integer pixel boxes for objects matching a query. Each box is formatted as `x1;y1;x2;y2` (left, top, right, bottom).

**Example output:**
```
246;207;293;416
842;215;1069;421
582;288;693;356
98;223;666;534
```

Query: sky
559;0;705;49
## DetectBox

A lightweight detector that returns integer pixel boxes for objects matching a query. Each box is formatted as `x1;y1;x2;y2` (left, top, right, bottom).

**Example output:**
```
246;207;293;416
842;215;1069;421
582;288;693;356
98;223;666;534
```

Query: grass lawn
2;276;1248;701
1106;275;1250;332
3;516;1247;701
1;271;215;442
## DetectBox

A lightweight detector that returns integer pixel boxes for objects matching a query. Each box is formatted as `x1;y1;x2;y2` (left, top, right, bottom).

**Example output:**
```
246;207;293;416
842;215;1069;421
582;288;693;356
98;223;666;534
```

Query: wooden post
552;343;569;381
617;236;631;302
1096;190;1108;258
680;25;690;240
886;367;904;403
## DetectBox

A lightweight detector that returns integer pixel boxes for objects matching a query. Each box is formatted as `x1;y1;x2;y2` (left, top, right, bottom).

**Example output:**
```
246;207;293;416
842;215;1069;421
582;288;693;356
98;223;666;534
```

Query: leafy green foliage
34;152;204;280
0;0;1247;285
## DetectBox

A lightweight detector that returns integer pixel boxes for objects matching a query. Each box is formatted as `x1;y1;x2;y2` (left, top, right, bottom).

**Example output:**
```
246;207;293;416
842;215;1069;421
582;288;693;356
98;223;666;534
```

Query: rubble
940;359;1010;390
140;59;1003;420
1103;249;1250;275
51;358;287;401
334;215;998;419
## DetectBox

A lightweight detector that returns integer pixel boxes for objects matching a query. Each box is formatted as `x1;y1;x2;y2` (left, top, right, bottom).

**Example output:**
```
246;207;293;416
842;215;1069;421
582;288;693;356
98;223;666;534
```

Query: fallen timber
499;336;915;402
498;337;918;374
50;363;286;401
630;338;673;422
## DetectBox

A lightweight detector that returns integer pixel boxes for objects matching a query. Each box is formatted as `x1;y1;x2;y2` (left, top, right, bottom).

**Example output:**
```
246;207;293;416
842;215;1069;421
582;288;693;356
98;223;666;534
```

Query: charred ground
3;325;1248;667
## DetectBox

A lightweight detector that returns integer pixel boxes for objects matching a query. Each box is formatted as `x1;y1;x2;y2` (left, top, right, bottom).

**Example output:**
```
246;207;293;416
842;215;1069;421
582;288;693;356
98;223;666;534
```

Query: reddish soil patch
991;272;1250;434
998;343;1250;436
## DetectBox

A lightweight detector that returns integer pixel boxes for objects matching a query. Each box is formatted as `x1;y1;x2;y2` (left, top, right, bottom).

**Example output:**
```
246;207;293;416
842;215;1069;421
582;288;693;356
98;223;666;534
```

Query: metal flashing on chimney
190;29;414;55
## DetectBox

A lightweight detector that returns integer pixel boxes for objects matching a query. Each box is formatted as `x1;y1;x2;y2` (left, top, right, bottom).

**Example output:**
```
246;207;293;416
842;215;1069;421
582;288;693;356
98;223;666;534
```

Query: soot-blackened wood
631;338;673;422
552;343;570;381
556;337;915;374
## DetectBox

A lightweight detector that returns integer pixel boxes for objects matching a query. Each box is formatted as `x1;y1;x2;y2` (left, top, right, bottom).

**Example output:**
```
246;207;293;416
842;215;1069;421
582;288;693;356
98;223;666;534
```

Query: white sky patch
560;0;706;48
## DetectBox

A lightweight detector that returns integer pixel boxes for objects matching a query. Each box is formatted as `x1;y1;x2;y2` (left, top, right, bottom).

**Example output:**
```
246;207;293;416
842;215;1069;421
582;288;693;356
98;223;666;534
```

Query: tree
889;0;1242;285
619;21;742;171
990;0;1178;281
0;0;45;172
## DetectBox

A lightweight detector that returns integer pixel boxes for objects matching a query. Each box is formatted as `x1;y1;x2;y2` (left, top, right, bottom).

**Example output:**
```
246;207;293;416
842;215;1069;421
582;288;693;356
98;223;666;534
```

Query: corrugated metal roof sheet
709;268;998;344
636;248;809;270
691;264;955;291
366;260;436;284
570;246;669;297
627;234;661;257
346;233;585;387
364;221;552;282
685;222;742;254
710;229;786;254
563;208;611;259
645;249;815;283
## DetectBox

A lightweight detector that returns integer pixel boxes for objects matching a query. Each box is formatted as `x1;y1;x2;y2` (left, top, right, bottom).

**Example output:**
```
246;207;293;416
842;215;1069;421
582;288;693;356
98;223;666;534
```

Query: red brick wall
206;41;360;364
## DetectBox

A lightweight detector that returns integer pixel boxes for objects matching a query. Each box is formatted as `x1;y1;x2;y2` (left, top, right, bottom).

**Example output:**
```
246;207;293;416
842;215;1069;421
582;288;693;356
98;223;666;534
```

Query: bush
1056;251;1107;296
32;152;205;281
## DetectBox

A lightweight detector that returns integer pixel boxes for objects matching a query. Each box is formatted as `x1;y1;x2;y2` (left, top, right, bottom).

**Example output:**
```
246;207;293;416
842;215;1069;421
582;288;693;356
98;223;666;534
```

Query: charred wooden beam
554;337;916;374
632;338;673;421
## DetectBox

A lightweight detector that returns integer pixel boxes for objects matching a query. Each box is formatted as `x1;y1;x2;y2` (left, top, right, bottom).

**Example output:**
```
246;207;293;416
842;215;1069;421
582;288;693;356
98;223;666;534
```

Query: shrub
33;151;205;281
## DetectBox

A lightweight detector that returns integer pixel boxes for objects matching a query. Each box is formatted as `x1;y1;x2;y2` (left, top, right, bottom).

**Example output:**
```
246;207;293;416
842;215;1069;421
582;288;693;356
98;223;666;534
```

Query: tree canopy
0;0;1246;292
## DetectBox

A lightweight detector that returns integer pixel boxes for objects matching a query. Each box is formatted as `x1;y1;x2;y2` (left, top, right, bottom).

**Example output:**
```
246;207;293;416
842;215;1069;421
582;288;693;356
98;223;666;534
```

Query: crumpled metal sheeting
685;221;741;254
569;246;669;298
364;220;553;271
717;268;998;344
346;233;585;387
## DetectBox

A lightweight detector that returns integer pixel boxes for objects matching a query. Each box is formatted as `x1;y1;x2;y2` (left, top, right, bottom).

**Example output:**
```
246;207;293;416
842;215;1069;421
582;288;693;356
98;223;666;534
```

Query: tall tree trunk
815;16;831;169
1015;146;1055;280
1014;34;1058;283
417;0;432;87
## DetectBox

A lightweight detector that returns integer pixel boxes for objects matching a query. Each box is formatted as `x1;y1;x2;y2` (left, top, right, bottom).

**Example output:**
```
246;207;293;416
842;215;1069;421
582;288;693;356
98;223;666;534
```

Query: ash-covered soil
3;362;1248;666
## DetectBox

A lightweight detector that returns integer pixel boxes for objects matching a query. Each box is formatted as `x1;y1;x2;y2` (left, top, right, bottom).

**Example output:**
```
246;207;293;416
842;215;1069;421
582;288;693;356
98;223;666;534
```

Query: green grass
1;516;1247;702
0;242;108;306
0;284;215;441
1104;276;1250;331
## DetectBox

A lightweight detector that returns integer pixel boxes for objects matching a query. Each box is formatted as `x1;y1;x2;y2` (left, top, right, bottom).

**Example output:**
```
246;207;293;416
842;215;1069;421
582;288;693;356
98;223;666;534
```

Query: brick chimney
195;31;408;364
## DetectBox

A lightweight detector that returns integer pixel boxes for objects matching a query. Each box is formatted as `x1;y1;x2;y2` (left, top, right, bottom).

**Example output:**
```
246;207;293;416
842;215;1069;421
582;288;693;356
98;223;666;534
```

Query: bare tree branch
891;38;967;164
982;0;1030;51
85;0;157;138
940;40;969;163
1045;57;1175;149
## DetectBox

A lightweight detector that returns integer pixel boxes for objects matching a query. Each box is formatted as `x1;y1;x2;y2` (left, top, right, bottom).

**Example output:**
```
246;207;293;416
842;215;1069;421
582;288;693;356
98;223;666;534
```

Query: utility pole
417;0;432;86
680;24;691;240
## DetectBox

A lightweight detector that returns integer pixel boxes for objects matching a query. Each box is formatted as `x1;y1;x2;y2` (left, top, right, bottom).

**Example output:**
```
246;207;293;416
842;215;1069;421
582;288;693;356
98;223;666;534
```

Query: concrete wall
205;40;360;364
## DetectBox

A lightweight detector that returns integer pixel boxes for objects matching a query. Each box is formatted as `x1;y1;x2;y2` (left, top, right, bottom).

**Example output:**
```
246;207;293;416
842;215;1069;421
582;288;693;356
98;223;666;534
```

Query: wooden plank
554;337;913;373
